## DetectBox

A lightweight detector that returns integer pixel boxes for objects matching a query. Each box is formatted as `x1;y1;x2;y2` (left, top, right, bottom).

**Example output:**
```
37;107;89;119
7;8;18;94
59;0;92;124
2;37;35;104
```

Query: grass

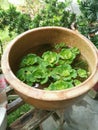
7;103;33;126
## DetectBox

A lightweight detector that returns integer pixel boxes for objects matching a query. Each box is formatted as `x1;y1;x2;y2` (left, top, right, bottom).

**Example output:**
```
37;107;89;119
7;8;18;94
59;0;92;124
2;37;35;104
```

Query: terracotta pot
1;27;98;110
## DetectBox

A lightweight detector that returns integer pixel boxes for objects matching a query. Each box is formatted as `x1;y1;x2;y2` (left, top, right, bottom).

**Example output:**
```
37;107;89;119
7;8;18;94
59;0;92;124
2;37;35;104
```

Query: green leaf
60;48;73;60
71;47;80;55
77;68;88;78
70;69;77;79
20;54;41;68
40;76;48;84
51;64;71;78
74;79;81;86
46;80;73;90
42;51;58;66
16;68;26;82
55;42;67;50
32;65;49;84
50;64;77;82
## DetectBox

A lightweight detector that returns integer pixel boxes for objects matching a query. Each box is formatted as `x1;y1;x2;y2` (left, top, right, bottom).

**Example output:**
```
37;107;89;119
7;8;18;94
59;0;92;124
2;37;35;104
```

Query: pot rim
1;26;98;101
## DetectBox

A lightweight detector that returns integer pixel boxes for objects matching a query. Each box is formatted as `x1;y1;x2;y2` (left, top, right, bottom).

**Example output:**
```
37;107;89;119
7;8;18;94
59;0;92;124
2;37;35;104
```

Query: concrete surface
41;94;98;130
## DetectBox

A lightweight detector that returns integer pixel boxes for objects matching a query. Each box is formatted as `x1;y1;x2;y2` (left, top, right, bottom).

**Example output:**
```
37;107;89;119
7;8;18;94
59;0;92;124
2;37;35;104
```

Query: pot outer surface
1;27;98;110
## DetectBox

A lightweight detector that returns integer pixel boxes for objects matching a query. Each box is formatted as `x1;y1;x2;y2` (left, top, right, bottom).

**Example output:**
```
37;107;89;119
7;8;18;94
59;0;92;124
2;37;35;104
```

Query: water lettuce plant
16;43;89;90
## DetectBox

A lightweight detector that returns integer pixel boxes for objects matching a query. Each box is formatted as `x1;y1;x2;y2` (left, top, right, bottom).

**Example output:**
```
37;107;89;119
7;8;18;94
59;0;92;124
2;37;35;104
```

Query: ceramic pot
1;27;98;110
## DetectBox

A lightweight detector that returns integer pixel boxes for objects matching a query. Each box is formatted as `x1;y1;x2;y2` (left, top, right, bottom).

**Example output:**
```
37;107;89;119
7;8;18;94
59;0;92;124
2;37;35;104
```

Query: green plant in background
0;5;32;36
0;7;8;29
0;5;32;53
0;0;76;36
16;43;89;90
6;5;32;35
77;0;98;48
30;0;76;28
0;0;76;53
78;0;98;22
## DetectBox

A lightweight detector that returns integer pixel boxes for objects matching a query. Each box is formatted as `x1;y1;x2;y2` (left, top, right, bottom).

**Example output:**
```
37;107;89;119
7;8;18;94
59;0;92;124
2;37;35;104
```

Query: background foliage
0;0;76;33
0;0;98;55
30;0;76;28
77;0;98;48
0;5;32;35
0;0;76;55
